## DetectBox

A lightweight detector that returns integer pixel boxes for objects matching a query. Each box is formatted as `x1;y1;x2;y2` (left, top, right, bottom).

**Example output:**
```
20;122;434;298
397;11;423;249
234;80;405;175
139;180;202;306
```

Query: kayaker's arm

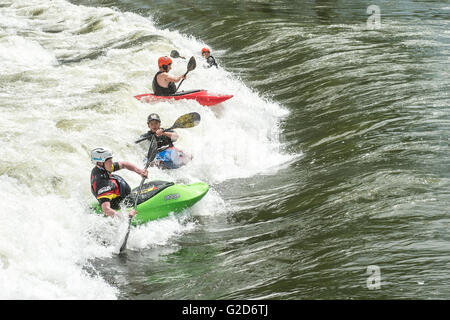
101;202;136;217
101;201;118;217
156;129;178;142
118;161;148;178
161;72;186;83
168;131;178;142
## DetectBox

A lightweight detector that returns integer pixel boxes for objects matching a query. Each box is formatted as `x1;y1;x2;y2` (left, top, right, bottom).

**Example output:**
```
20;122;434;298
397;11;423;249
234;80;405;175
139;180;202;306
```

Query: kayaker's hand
129;209;137;217
155;129;164;137
139;169;148;178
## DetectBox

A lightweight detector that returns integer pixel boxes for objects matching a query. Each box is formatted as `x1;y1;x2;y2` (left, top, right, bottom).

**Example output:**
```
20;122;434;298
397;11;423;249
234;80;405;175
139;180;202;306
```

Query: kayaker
152;56;186;96
90;148;148;217
137;113;179;151
201;47;218;68
135;113;193;169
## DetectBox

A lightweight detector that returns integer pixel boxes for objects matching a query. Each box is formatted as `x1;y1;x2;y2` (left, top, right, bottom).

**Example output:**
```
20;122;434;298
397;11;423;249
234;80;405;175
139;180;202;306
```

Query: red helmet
158;56;172;68
201;47;210;54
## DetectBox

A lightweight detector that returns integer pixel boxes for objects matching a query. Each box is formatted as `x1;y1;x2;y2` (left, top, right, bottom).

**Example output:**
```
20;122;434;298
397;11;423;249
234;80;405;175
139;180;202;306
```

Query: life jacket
91;165;131;209
207;56;218;68
140;130;175;149
152;71;177;96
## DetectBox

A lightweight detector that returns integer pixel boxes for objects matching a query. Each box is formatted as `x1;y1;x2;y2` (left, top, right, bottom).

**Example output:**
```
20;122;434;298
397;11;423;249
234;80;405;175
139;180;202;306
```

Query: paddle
175;56;196;93
134;112;201;144
119;135;158;253
170;50;185;59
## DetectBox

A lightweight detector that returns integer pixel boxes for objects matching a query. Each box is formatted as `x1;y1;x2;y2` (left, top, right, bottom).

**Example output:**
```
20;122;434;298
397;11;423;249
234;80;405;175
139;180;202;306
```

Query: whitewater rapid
0;0;291;299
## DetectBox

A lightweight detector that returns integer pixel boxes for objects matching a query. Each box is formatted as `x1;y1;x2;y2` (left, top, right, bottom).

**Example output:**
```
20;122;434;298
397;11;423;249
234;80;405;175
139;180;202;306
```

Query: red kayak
134;89;233;106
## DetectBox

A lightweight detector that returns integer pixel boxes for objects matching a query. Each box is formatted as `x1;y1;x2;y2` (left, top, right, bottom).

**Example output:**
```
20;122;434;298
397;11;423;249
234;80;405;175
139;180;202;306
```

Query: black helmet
147;113;161;123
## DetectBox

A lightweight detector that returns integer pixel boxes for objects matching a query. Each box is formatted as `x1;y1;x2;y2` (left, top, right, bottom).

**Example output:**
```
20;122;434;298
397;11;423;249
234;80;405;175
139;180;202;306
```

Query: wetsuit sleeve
155;131;174;149
162;129;176;143
135;132;152;143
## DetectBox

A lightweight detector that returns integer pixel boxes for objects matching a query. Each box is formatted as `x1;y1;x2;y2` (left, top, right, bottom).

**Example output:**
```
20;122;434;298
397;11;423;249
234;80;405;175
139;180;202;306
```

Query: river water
0;0;448;299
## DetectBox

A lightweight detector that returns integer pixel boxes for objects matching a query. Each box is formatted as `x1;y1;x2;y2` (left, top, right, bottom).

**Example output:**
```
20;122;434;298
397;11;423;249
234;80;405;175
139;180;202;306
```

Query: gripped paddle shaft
119;135;157;253
176;56;196;92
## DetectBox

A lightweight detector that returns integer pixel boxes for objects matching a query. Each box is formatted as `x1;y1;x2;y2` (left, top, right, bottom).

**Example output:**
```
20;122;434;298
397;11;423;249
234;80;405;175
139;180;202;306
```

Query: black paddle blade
171;112;201;130
146;135;158;164
187;56;196;72
176;56;196;92
170;50;180;58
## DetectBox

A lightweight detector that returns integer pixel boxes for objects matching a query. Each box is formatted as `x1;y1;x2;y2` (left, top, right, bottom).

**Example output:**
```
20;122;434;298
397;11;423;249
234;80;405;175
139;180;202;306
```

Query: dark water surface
70;0;450;299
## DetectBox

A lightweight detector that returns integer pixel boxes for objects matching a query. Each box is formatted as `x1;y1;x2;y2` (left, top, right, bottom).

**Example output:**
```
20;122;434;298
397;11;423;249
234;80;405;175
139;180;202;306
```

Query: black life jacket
152;71;177;96
90;165;131;210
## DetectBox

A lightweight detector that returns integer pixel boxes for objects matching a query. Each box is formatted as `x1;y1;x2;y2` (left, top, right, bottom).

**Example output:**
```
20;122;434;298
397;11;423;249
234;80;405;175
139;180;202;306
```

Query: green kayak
91;180;209;225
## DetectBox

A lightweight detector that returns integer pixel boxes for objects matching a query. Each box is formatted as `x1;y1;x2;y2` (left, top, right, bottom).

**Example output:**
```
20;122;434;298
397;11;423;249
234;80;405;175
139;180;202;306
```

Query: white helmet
91;147;113;164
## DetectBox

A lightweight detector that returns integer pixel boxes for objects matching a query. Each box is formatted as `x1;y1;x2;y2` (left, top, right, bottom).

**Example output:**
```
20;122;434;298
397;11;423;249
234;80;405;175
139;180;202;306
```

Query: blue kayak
153;146;192;169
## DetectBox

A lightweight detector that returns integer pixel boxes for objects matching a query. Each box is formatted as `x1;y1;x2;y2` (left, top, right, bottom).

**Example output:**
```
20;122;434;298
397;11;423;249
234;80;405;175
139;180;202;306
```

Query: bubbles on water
126;211;197;251
0;175;118;299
